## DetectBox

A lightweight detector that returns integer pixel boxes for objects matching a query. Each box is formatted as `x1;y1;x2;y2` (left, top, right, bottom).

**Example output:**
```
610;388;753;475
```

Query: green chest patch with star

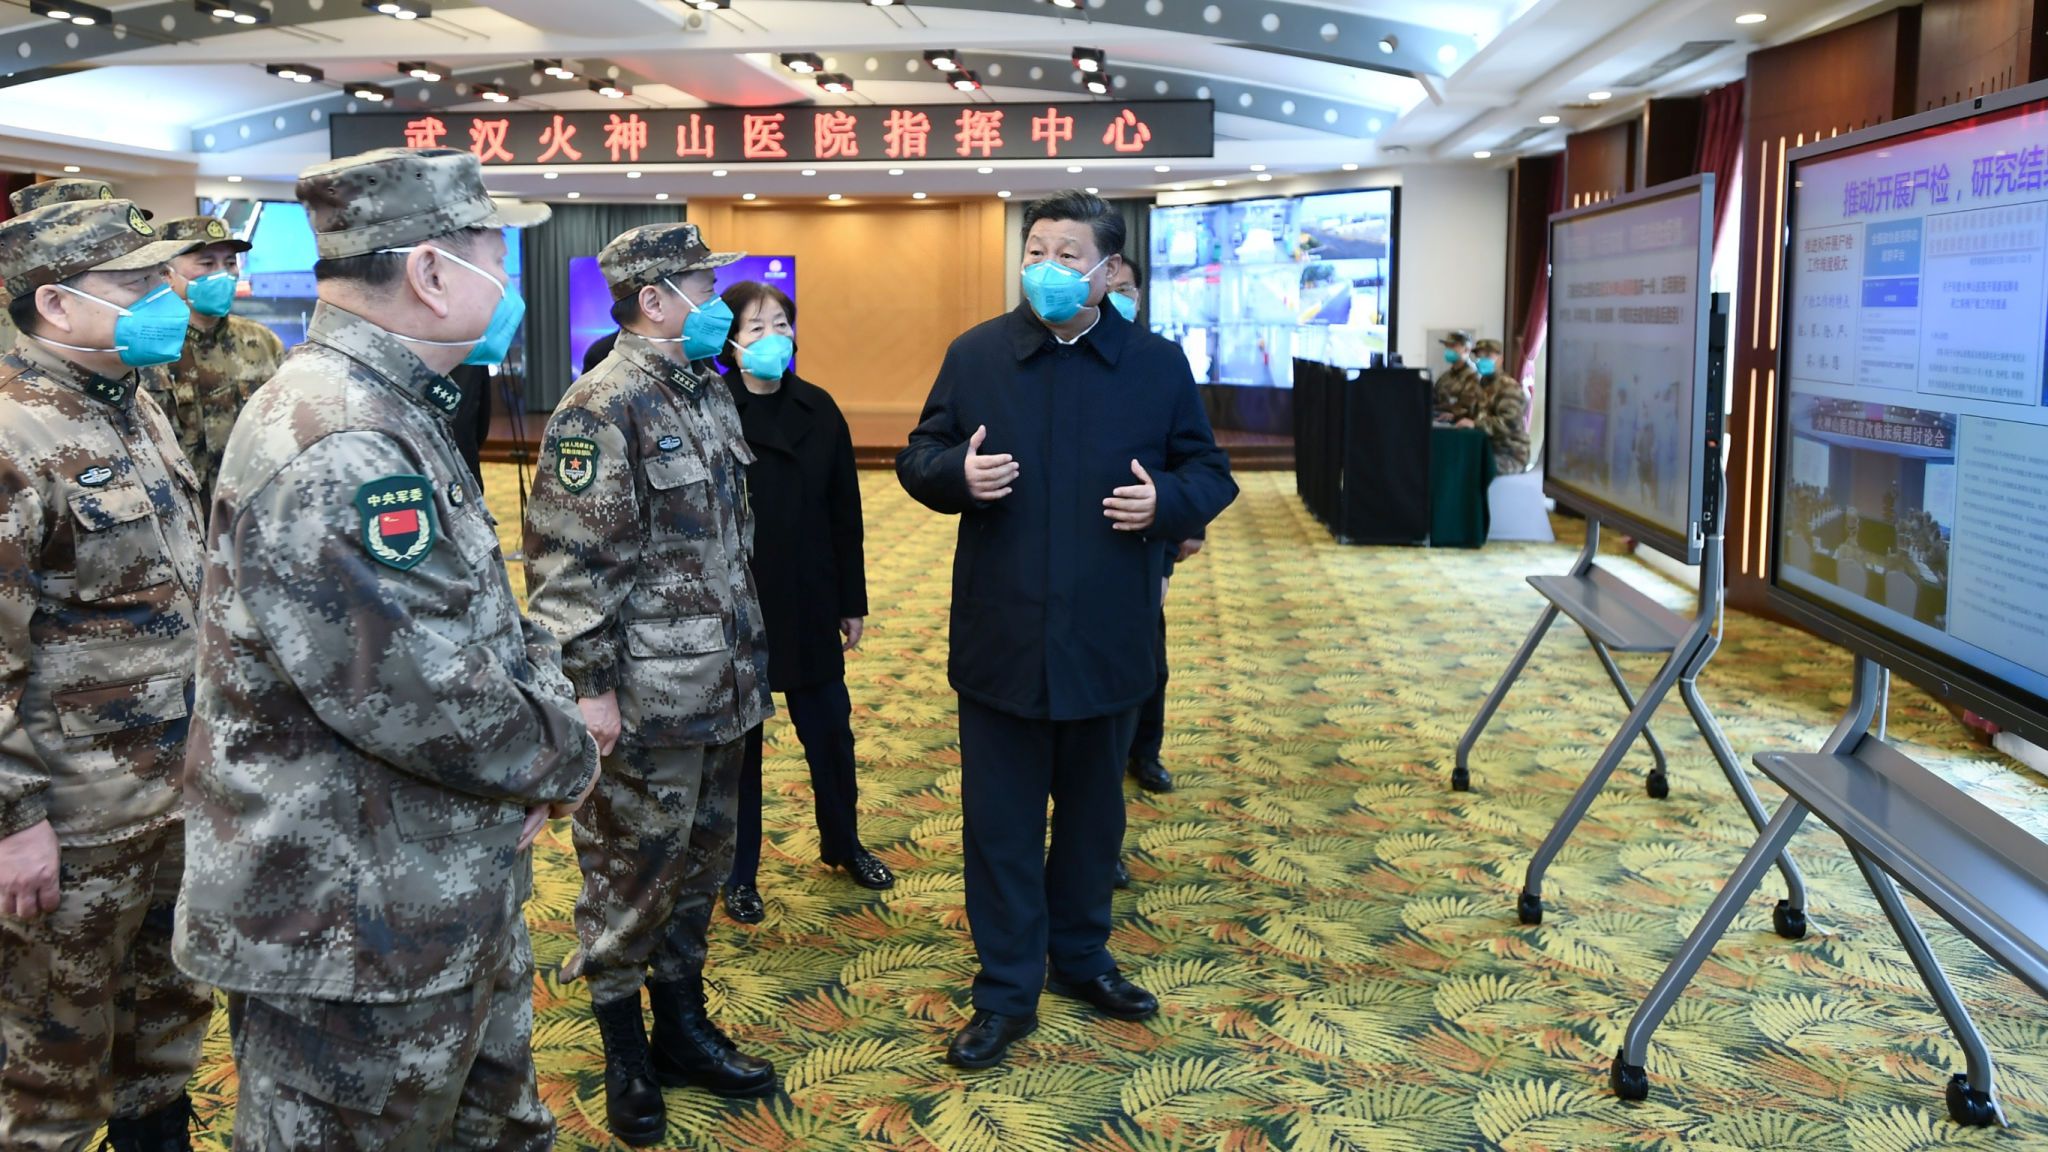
554;436;599;493
356;475;437;571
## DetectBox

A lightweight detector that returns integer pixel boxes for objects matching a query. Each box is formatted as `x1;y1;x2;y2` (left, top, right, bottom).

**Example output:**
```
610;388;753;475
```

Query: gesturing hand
963;425;1018;503
0;820;60;921
1104;459;1157;532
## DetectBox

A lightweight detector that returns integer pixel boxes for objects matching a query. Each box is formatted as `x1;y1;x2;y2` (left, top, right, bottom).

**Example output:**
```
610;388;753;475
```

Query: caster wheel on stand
1516;890;1543;926
1772;900;1808;940
1945;1074;1997;1127
1646;770;1670;800
1450;766;1471;792
1610;1051;1649;1102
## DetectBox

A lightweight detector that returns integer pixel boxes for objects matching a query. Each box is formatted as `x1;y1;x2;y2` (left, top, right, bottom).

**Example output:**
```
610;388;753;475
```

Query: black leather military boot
591;995;666;1147
647;976;777;1097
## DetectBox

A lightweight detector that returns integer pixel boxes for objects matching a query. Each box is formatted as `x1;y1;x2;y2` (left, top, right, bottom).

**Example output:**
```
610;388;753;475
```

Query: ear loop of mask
32;283;146;355
380;244;507;349
638;278;696;344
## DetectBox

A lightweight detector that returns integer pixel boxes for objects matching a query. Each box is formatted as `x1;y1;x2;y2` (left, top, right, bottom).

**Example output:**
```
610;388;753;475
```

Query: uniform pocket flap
644;453;709;491
53;673;189;739
239;997;398;1115
626;615;726;658
390;781;524;844
69;484;155;533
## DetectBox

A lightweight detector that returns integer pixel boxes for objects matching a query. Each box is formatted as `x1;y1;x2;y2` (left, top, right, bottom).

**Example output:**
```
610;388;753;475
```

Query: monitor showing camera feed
1147;188;1395;387
1546;177;1714;561
1774;91;2048;728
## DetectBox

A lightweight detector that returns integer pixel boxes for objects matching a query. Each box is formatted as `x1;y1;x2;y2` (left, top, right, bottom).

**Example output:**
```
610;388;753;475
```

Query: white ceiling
0;0;1909;202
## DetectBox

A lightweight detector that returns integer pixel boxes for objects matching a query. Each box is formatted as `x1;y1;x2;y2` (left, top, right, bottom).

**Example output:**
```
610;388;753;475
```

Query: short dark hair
720;280;796;332
7;292;40;339
609;290;646;329
313;225;490;289
1021;190;1125;262
1122;258;1144;290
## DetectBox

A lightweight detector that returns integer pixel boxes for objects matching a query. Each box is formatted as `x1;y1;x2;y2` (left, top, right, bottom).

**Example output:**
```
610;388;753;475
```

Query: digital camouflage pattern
0;199;200;306
594;222;742;300
164;313;284;501
296;147;548;260
563;740;744;1002
1470;338;1531;476
227;918;553;1152
1434;358;1483;423
174;301;599;1006
0;825;209;1151
523;331;772;751
0;338;204;846
8;178;124;219
154;215;249;254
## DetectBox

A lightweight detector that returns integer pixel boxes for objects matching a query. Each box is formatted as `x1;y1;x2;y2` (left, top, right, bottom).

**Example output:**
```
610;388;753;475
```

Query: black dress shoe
723;883;765;924
1048;969;1159;1021
647;979;778;1098
945;1010;1038;1069
1129;756;1173;793
827;849;896;890
1113;858;1131;889
590;996;665;1146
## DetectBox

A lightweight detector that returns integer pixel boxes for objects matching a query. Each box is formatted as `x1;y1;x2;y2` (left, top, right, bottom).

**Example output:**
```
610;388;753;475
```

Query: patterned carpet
179;466;2048;1151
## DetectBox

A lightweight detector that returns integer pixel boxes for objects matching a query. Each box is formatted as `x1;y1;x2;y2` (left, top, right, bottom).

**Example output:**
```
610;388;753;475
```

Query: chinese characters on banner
329;100;1215;166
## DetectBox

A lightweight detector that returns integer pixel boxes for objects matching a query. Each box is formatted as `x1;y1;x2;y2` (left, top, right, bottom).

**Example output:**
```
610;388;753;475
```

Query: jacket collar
14;336;140;409
306;302;464;423
725;369;816;457
1005;300;1128;366
617;331;717;398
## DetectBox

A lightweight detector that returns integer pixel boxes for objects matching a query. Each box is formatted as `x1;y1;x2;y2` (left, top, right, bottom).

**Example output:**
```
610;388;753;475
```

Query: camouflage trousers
564;739;743;1004
225;918;550;1152
0;822;209;1152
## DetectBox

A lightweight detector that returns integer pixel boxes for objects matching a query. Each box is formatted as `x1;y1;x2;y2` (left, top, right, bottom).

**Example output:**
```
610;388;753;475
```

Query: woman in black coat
718;280;894;924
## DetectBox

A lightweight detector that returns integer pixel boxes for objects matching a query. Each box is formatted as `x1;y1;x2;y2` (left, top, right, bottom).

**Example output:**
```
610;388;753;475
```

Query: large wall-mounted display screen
1147;188;1395;388
1545;177;1715;562
1774;91;2048;731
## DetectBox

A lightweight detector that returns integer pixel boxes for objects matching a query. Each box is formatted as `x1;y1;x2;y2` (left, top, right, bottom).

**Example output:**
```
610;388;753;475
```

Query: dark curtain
518;200;685;412
1515;159;1567;384
1695;79;1746;255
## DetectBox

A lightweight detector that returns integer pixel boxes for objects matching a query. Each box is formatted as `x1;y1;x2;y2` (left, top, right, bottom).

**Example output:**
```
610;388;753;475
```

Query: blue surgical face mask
42;282;192;368
642;279;734;363
1021;254;1110;324
1476;357;1498;376
736;332;795;381
182;271;238;318
1443;347;1463;366
1108;291;1139;323
385;244;524;366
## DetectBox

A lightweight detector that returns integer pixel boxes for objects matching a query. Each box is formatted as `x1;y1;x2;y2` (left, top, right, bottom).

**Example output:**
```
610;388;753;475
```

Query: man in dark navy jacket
897;191;1237;1069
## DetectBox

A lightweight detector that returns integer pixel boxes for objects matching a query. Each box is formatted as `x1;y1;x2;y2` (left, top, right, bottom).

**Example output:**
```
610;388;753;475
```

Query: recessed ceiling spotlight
351;83;394;103
590;80;629;99
1472;150;1492;159
1735;12;1767;24
61;164;79;173
627;171;643;179
1539;114;1561;125
888;168;905;176
1067;165;1084;174
817;73;854;95
1051;0;1078;8
535;59;575;80
267;64;325;84
1588;90;1612;101
1255;173;1273;182
474;82;515;103
997;190;1012;198
692;0;729;9
362;0;430;20
1249;164;1266;172
1211;179;1227;186
32;0;112;24
1377;35;1397;54
201;2;269;25
977;166;994;174
655;192;670;201
1084;186;1099;194
712;169;729;177
400;61;446;82
951;70;982;92
1153;165;1171;173
225;175;244;183
801;168;818;177
543;171;560;180
1341;162;1359;171
913;191;928;200
1084;75;1110;96
1437;44;1458;65
566;191;582;199
828;193;844;201
742;192;758;200
1072;47;1105;74
924;49;961;72
781;53;825;75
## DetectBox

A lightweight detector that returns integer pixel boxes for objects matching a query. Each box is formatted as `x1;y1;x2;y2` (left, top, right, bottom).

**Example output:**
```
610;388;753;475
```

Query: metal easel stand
1513;528;1808;934
1453;519;1670;796
1609;656;2004;1127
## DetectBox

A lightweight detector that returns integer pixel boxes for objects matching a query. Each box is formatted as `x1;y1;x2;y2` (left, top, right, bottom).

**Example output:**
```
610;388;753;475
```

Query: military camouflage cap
296;147;550;260
599;223;743;299
9;177;152;220
1472;337;1503;356
158;215;253;254
0;199;205;302
1440;329;1474;347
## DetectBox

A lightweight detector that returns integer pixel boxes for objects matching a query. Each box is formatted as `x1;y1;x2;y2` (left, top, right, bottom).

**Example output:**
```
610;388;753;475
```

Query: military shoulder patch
656;434;683;452
76;465;113;488
128;207;153;236
356;475;437;571
554;436;599;493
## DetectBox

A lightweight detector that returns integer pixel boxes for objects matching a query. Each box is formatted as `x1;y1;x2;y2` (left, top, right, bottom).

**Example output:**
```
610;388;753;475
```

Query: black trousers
958;697;1138;1016
1129;606;1169;762
728;678;864;888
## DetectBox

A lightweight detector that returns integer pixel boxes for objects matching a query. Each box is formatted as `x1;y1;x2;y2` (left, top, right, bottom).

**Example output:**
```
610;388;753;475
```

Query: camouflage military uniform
0;200;212;1151
1434;358;1483;423
524;226;771;1009
1471;339;1531;476
172;149;589;1152
154;217;282;504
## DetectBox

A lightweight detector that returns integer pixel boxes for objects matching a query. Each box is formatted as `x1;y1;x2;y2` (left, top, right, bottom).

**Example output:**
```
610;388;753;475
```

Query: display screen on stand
1545;177;1716;563
1773;88;2048;738
1147;188;1395;387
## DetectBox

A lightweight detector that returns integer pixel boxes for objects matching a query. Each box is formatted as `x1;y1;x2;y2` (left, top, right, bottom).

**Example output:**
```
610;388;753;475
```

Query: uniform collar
1006;301;1126;366
14;336;139;409
306;301;465;423
617;331;717;398
186;315;232;348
